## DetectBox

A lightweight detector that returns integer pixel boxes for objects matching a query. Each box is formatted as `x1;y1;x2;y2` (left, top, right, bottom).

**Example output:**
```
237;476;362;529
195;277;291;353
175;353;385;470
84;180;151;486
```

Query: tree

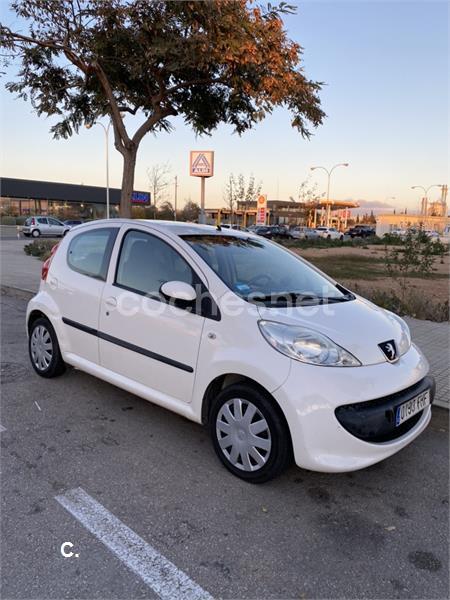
296;176;321;204
384;232;436;306
1;0;324;217
147;162;171;207
158;200;175;220
224;174;237;216
224;173;262;217
180;200;200;222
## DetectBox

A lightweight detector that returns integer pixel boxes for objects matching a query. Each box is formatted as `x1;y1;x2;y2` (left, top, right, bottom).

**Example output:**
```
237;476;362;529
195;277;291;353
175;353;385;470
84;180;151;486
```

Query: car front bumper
272;343;433;472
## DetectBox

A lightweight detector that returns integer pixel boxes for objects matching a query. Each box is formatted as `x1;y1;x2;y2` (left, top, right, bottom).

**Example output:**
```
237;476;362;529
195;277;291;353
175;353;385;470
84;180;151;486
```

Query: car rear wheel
210;384;292;483
29;317;66;378
31;229;40;238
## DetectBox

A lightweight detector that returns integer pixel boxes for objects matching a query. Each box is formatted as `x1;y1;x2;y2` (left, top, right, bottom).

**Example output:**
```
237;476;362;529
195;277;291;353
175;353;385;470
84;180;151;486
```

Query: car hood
257;296;406;366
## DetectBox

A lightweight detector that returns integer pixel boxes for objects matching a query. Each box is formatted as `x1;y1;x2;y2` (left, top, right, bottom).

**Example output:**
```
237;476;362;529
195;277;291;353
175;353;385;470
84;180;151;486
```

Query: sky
0;0;448;214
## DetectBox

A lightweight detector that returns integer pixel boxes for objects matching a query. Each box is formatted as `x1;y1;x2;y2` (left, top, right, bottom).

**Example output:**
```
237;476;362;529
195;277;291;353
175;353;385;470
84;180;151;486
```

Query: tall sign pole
256;195;268;226
190;150;214;224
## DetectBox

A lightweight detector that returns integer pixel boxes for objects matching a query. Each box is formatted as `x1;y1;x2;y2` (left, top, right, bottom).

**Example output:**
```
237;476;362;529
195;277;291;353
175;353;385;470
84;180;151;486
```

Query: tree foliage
1;0;325;216
181;199;201;222
147;162;172;207
224;172;262;214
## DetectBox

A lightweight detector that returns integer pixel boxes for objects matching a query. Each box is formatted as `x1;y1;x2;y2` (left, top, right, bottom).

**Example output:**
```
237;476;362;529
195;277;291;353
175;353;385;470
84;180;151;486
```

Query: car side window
48;218;61;225
67;228;118;280
115;229;195;297
37;218;48;224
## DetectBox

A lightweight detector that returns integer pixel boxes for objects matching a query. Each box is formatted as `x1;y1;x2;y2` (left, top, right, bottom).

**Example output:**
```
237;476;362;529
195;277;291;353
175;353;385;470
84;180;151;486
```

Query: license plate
395;390;430;426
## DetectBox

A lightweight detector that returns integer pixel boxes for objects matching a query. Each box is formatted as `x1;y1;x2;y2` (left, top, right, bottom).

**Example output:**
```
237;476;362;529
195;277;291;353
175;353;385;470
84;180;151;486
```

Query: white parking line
0;425;6;433
55;487;213;600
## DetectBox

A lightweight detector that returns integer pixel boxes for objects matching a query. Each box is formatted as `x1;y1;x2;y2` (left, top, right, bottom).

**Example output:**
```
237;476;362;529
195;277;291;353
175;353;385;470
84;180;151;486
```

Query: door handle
105;296;117;308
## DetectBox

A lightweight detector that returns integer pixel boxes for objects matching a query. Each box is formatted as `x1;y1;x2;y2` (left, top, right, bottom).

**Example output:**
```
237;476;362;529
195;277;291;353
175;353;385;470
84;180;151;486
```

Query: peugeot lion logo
378;340;398;362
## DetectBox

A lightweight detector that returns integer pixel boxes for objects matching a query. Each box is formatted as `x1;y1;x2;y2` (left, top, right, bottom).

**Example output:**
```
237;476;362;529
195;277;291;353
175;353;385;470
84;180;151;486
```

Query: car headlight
384;311;411;356
258;320;361;367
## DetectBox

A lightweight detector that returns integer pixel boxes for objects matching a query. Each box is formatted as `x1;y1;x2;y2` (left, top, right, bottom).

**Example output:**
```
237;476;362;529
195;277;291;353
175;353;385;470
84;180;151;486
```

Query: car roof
76;219;253;239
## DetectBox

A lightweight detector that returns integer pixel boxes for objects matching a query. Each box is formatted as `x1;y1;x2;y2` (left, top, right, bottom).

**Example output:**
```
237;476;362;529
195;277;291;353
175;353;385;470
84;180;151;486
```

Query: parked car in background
315;226;344;240
21;216;70;238
26;220;435;482
220;224;249;232
272;225;293;239
253;226;272;238
63;219;84;229
255;225;293;240
291;226;320;240
346;225;375;238
386;228;408;239
422;230;440;241
440;225;450;244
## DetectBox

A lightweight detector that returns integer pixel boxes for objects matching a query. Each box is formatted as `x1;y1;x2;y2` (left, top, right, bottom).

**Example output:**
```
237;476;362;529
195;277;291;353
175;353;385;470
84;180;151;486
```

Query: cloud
344;198;397;213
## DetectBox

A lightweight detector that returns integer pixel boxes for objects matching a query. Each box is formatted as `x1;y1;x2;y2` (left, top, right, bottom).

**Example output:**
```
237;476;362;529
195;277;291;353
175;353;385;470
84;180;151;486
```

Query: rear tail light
41;242;60;281
31;218;35;226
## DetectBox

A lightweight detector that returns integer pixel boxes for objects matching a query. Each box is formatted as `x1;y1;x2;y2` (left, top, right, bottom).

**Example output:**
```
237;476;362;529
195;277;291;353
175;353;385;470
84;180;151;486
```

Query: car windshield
182;234;353;306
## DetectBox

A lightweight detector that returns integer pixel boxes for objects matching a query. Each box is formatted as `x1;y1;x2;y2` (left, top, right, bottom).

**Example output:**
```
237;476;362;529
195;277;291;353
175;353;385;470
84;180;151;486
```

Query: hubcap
216;398;272;472
30;325;53;371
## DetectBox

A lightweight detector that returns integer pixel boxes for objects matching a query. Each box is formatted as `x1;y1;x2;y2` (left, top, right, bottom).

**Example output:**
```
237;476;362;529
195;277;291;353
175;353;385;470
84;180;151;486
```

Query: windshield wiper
247;292;324;306
247;291;354;306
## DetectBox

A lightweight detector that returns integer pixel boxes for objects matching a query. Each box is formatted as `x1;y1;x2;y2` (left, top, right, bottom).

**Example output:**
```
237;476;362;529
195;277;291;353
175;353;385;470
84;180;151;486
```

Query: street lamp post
174;175;178;221
86;120;112;219
310;163;349;227
411;184;442;216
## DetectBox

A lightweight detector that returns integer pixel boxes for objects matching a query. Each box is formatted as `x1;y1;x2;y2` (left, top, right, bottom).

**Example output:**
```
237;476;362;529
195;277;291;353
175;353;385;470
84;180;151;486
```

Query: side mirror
160;281;197;302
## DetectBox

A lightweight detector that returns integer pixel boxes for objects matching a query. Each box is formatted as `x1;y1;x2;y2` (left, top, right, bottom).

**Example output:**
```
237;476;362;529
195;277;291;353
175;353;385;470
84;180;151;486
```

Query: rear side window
67;228;118;280
37;218;48;224
115;229;195;296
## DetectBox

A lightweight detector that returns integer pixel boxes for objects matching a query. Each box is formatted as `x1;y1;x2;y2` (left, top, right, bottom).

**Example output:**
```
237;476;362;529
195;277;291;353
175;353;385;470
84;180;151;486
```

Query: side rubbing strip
62;317;194;373
62;317;98;336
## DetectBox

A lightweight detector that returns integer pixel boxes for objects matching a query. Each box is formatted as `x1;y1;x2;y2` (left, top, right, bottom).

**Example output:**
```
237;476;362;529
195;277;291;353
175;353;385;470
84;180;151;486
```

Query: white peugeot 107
26;220;435;482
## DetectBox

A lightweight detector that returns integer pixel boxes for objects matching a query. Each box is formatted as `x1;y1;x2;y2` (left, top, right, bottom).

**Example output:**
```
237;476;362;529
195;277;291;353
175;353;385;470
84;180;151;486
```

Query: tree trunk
120;148;137;218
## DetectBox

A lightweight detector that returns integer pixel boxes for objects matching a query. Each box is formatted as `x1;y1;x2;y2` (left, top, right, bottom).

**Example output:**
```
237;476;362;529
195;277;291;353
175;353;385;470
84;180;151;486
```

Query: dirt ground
293;244;449;303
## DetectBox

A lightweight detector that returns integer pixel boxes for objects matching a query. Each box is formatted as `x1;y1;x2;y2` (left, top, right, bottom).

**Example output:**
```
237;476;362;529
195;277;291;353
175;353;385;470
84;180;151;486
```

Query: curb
1;285;35;301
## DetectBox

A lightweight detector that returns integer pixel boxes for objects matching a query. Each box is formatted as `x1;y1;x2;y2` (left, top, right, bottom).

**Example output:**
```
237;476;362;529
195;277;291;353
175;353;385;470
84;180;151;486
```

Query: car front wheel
210;384;292;483
29;317;66;378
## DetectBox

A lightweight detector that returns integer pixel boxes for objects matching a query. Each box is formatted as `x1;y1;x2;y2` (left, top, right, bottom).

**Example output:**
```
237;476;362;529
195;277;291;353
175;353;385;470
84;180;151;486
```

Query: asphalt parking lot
1;290;448;599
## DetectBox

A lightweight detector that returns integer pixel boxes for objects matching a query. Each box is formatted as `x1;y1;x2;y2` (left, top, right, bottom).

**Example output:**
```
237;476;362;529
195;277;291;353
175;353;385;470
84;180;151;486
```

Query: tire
327;234;331;239
23;233;30;238
210;384;292;483
29;317;66;378
340;235;344;241
31;229;40;238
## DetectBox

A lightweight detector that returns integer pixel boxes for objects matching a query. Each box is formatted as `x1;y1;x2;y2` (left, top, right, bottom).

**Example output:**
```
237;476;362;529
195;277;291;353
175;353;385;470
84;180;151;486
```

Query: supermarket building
0;177;150;220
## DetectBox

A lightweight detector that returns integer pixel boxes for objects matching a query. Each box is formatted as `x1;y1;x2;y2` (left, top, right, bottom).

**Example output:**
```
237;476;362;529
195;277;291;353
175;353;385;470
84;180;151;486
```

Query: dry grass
293;244;449;321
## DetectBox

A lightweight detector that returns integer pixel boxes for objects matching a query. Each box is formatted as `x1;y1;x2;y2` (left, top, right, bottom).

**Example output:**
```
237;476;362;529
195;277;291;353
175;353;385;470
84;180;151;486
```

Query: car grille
335;376;435;443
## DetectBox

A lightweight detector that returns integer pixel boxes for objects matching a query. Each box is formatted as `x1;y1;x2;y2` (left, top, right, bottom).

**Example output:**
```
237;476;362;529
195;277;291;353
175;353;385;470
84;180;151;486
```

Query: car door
98;226;206;403
52;225;120;365
36;217;49;235
48;217;64;236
